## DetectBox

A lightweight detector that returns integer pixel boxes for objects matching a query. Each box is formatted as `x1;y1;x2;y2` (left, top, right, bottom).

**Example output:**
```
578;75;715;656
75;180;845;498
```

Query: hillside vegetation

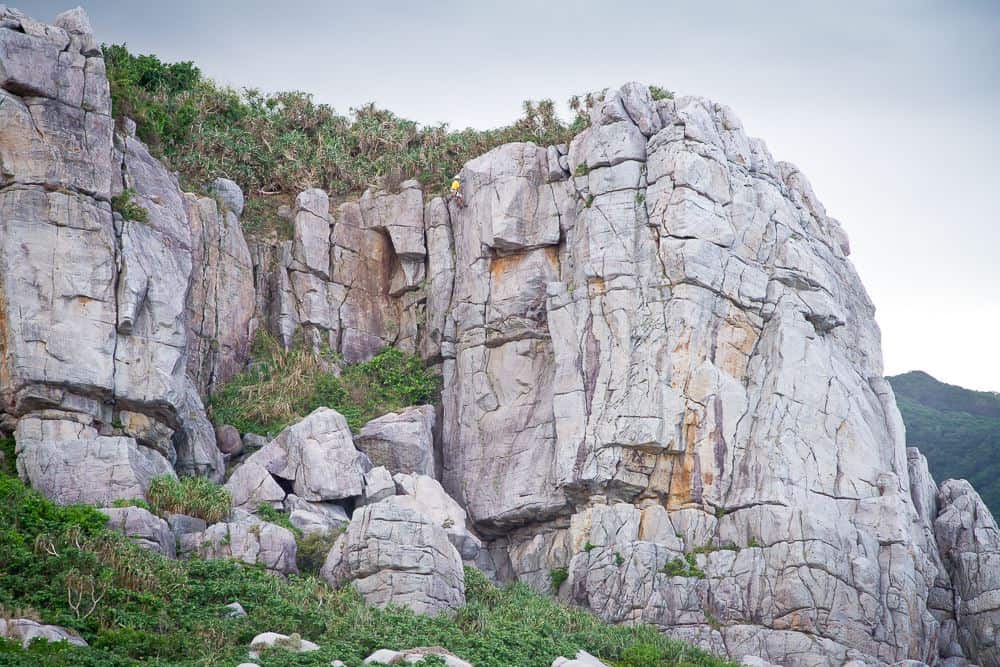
0;473;732;667
888;371;1000;515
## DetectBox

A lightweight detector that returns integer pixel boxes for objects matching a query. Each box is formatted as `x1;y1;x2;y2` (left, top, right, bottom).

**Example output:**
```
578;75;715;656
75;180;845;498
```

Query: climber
450;176;465;207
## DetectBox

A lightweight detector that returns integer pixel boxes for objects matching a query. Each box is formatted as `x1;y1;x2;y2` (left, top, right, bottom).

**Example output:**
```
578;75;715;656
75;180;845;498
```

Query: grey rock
284;494;350;534
180;511;298;575
552;650;611;667
390;473;482;560
209;177;245;217
363;647;472;666
0;618;87;649
166;512;207;537
356;405;436;477
225;460;286;510
248;632;319;659
15;413;175;506
215;424;243;456
935;479;1000;667
321;501;465;616
224;601;247;618
102;505;176;558
242;408;367;502
362;466;397;505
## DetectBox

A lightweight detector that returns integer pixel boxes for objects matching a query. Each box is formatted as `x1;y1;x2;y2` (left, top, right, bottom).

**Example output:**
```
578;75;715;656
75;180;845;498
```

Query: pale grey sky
22;1;1000;391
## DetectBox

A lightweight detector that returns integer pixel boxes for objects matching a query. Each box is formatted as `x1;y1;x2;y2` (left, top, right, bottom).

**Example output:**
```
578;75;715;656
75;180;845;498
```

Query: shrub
662;554;706;579
210;332;440;434
549;567;569;593
296;530;341;576
649;85;674;101
146;476;231;524
0;435;15;477
109;188;148;223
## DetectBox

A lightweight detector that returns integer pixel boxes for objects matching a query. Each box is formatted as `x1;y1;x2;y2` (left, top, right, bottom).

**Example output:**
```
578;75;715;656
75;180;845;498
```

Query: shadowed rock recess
0;7;997;666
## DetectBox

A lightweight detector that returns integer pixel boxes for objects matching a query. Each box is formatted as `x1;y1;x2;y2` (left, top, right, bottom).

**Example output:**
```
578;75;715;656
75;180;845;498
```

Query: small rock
165;512;208;537
242;433;269;451
363;647;472;666
0;618;88;649
215;424;243;456
552;650;610;667
248;631;319;659
209;178;245;218
224;601;247;618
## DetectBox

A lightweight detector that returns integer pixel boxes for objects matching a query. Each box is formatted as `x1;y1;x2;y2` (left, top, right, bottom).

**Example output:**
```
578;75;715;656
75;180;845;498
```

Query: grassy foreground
0;474;732;667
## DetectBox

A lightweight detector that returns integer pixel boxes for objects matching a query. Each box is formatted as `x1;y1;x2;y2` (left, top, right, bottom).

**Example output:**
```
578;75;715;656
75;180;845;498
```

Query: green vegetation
549;567;569;593
109;188;149;223
146;476;231;524
662;554;706;579
255;503;342;575
255;503;299;536
109;499;151;512
104;43;673;237
649;86;674;101
0;474;733;666
0;435;15;477
888;371;1000;516
210;332;440;434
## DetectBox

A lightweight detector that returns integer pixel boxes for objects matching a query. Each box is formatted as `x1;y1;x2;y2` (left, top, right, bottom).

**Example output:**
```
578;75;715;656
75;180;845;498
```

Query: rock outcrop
0;5;254;496
321;501;466;616
101;505;176;557
2;8;998;666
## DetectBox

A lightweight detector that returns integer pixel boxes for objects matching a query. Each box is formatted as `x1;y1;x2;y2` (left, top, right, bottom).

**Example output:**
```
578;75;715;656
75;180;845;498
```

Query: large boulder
0;618;87;649
355;405;436;477
15;413;175;506
102;505;176;558
389;473;481;560
179;510;298;575
230;408;368;503
321;501;465;616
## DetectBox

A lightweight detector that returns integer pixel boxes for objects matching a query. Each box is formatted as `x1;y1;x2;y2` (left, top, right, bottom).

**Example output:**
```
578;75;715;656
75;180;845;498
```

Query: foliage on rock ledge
0;474;734;667
209;333;440;434
103;43;670;235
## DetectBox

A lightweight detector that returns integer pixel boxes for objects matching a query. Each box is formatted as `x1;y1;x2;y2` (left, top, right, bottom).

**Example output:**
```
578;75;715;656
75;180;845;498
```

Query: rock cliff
0;7;996;666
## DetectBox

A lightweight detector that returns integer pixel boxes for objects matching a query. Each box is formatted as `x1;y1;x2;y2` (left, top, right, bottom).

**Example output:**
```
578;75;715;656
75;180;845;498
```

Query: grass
661;554;705;580
146;476;231;524
0;435;15;477
209;332;440;434
0;474;735;667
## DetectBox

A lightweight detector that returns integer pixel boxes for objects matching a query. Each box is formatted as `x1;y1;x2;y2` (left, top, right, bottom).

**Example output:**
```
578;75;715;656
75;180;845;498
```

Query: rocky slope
0;7;997;666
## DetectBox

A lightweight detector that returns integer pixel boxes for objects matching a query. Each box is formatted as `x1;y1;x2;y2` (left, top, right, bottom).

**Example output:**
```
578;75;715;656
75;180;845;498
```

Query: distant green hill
888;371;1000;516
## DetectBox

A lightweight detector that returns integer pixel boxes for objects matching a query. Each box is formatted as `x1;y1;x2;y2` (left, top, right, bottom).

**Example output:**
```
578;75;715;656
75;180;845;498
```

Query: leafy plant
146;476;231;523
549;567;569;593
649;85;674;101
661;554;705;579
110;188;148;223
255;504;299;536
0;436;15;477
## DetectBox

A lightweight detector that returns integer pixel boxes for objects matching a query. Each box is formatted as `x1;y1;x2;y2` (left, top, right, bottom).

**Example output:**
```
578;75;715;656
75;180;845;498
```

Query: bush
210;333;440;434
0;435;15;477
146;476;231;524
109;188;148;223
296;530;340;576
549;567;568;593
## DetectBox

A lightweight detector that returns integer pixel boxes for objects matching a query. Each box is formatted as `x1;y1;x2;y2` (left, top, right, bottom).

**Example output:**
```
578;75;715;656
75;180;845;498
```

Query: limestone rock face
935;479;1000;666
356;405;437;477
184;180;256;396
433;83;964;665
0;7;252;499
321;501;465;616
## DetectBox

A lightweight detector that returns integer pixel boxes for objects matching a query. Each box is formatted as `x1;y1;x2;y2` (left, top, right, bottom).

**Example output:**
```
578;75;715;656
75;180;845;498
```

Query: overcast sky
22;1;1000;391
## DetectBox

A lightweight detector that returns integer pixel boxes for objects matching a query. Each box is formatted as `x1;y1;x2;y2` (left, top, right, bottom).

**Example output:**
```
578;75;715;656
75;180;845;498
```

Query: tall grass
146;476;231;524
209;332;439;435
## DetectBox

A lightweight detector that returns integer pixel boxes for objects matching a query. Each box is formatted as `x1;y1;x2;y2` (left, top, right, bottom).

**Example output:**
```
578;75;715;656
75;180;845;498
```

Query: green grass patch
661;554;706;580
110;188;149;223
0;475;734;666
210;333;440;435
146;476;231;524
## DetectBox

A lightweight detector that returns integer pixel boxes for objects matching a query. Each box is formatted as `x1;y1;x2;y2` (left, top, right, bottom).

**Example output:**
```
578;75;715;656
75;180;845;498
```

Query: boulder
224;601;247;618
552;651;611;667
0;618;87;649
284;494;350;534
390;473;482;560
362;465;397;505
15;413;175;506
179;510;298;575
102;505;176;558
241;408;368;502
364;647;472;666
355;405;436;477
321;502;465;616
225;460;286;510
165;512;207;537
215;425;243;456
248;631;319;659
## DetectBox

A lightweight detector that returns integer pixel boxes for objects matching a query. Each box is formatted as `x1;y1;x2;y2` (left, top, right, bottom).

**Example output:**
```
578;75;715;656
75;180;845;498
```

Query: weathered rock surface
0;6;251;499
552;651;610;667
0;618;88;649
321;501;465;616
102;505;176;557
935;479;1000;667
356;405;437;477
233;407;368;502
247;631;319;659
390;472;482;560
179;510;298;575
363;647;472;666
